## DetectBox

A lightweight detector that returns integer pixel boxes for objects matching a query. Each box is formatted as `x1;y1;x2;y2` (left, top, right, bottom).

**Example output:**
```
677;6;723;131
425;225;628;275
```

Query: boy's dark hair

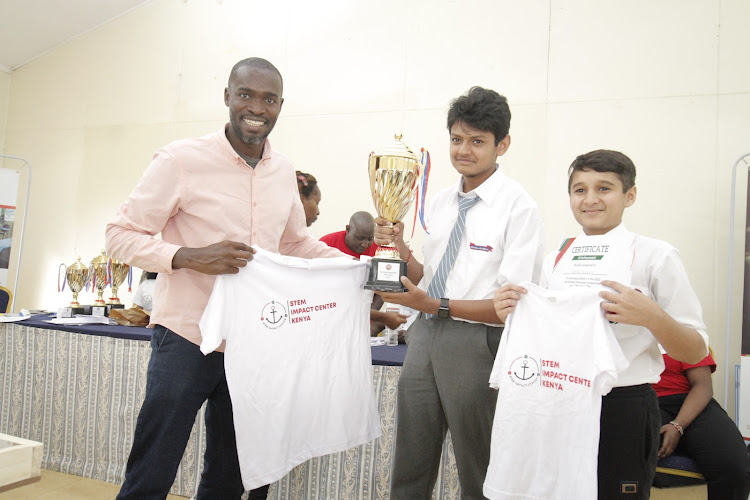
447;87;511;146
295;170;318;198
567;149;636;193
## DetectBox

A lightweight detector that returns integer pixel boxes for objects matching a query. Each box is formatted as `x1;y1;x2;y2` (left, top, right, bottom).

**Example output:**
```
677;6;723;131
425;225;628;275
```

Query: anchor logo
507;355;539;387
261;300;288;330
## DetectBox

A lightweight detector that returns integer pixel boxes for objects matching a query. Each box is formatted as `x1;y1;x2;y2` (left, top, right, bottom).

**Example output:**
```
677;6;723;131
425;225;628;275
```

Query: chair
653;452;706;488
0;285;11;313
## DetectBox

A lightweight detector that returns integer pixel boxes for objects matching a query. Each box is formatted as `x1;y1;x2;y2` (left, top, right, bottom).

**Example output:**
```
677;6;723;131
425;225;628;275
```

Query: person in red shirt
653;351;750;499
318;211;407;336
320;211;377;257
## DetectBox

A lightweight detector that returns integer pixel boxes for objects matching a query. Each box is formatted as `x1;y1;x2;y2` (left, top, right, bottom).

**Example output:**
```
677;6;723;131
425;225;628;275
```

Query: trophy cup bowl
65;257;89;308
91;250;109;306
364;133;421;292
108;259;130;306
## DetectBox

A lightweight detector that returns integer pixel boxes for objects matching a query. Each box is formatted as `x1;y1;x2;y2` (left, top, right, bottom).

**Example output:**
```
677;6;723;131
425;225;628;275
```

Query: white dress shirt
420;166;545;324
541;223;709;387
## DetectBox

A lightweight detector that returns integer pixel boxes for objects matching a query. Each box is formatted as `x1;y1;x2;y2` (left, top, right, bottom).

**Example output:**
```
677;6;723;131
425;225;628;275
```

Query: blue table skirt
23;313;407;366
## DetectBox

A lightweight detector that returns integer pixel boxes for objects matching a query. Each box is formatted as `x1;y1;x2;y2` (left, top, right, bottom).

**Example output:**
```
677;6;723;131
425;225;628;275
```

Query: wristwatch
437;298;450;319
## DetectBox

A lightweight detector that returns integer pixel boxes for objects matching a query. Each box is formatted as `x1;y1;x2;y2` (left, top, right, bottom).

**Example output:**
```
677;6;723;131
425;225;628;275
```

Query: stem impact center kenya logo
507;355;540;386
261;300;288;329
260;298;339;329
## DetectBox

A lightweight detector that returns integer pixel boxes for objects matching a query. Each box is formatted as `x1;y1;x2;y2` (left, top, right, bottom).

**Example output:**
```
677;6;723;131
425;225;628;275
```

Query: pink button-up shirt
105;126;344;345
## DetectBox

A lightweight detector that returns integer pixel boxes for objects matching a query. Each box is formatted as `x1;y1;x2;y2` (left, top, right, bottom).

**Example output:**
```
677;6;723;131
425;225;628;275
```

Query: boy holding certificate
492;149;709;499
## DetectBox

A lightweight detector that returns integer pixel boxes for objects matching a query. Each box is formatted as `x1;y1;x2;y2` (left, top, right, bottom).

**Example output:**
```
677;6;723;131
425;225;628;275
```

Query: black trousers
598;384;660;499
659;394;750;500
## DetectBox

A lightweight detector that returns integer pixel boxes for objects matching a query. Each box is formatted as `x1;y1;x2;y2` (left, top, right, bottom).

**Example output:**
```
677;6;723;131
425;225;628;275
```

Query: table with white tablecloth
0;316;461;499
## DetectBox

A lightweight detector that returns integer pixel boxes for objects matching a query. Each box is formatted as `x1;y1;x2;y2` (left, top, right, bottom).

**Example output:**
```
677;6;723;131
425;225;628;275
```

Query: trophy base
364;257;408;292
106;304;124;316
70;306;85;316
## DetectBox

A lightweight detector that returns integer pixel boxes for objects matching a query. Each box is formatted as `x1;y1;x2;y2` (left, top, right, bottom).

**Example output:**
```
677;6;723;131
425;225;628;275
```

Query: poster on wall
743;172;750;356
0;168;19;287
740;168;750;438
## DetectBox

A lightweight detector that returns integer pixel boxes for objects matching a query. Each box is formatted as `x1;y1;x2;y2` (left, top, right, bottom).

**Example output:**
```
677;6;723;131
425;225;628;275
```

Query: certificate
547;232;635;291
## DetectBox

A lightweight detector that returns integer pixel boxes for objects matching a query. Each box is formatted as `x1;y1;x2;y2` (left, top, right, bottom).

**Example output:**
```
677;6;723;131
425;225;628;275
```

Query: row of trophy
59;250;131;312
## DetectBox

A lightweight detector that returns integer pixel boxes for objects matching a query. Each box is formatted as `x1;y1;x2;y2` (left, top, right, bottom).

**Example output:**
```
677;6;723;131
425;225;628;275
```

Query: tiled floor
0;470;187;499
651;483;707;500
0;469;708;499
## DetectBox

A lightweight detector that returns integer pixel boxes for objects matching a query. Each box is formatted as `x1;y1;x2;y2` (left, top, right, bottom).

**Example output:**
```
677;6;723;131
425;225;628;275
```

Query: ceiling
0;0;151;73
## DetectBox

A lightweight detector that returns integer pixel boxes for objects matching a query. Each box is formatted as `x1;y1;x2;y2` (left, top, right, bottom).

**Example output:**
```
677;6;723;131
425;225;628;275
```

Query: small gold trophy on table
107;258;130;310
90;250;109;308
64;257;90;314
364;134;422;292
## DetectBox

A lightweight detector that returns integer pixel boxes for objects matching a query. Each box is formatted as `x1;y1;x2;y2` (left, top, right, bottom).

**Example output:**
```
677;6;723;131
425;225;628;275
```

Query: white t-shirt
541;223;709;386
484;282;628;500
132;279;155;312
199;247;381;489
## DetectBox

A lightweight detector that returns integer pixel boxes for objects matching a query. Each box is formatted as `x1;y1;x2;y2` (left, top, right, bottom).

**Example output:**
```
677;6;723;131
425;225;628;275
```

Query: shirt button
253;232;256;237
253;202;257;207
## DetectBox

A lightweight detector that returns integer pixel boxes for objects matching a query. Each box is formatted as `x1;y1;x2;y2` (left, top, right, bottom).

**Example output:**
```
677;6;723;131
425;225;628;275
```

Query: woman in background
296;171;321;227
654;350;750;499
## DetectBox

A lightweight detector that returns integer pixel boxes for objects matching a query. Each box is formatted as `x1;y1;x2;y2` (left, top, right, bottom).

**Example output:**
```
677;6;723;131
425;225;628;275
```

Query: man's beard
231;118;268;145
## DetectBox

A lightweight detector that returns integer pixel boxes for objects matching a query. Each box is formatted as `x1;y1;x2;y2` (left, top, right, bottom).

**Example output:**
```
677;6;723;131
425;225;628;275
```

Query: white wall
0;70;8;151
3;0;749;412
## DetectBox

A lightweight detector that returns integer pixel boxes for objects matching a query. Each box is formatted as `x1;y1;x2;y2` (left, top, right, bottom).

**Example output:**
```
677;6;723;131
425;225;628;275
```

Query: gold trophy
90;250;109;307
65;257;90;310
364;134;422;292
107;258;130;307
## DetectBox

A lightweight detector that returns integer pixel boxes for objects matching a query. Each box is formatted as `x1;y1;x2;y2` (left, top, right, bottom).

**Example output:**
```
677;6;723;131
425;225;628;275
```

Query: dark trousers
117;325;245;500
659;394;750;500
390;316;502;500
598;384;660;499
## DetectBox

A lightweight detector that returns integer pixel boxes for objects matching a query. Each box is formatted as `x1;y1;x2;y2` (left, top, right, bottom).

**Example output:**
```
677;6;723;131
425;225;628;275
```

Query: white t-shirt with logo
199;247;381;489
484;282;628;500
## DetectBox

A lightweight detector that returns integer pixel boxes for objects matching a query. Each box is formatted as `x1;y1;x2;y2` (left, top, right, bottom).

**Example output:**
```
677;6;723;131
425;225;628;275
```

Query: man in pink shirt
106;58;343;500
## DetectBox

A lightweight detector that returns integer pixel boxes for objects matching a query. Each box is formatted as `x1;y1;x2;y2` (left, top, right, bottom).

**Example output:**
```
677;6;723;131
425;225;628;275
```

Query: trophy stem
374;244;401;260
70;292;80;307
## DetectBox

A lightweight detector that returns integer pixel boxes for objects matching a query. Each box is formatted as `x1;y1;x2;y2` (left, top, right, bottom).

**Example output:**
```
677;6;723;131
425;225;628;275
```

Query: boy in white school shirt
375;87;545;499
493;149;709;499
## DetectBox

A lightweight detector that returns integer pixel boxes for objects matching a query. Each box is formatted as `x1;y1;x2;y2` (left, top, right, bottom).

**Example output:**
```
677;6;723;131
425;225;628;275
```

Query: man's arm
172;242;255;274
105;149;255;275
105;150;184;272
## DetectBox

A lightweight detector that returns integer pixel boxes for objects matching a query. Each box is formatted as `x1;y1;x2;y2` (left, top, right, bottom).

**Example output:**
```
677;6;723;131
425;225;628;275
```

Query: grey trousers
390;315;503;500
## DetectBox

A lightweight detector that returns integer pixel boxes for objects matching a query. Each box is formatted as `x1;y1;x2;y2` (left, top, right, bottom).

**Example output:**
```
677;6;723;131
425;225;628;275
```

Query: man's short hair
447;87;511;146
567;149;637;193
229;57;284;94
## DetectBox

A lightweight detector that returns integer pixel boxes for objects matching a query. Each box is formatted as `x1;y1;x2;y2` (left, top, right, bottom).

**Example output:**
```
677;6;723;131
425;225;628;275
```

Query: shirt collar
454;164;505;204
220;123;273;163
576;222;630;238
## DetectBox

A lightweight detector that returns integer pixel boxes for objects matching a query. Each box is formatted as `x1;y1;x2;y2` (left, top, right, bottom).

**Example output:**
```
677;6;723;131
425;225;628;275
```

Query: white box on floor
0;433;42;487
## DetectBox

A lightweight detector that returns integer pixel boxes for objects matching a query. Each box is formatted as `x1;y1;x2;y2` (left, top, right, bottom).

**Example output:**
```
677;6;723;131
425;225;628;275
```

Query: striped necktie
426;195;479;316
